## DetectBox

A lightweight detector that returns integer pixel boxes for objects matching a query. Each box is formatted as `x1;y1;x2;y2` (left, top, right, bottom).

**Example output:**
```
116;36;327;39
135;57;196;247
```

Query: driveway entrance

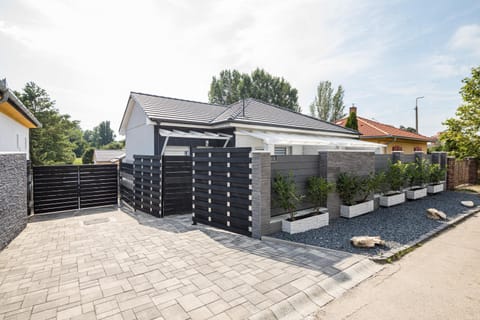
0;208;381;319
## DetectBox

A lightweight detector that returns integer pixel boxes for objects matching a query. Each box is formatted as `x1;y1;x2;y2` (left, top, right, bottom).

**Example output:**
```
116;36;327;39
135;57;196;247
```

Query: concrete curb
370;206;480;262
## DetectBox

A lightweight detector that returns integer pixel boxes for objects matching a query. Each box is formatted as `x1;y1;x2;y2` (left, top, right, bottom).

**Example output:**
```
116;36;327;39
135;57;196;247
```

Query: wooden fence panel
79;165;118;208
162;156;192;216
120;162;134;207
133;156;162;217
192;147;252;236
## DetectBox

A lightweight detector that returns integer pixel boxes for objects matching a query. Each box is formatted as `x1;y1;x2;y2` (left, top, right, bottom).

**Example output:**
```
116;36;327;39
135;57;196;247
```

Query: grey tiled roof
131;92;356;134
212;99;355;133
131;92;227;124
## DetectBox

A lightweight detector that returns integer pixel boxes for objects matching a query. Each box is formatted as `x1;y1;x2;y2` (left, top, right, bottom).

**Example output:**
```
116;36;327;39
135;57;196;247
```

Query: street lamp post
415;96;424;133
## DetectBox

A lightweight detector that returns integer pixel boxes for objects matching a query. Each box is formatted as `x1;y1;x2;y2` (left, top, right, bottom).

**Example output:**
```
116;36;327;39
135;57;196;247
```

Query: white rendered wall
235;133;265;150
124;102;154;162
0;112;30;160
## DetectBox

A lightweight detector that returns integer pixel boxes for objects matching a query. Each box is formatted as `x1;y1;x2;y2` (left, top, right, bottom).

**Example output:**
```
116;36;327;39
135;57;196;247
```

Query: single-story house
336;106;432;154
0;79;41;160
93;149;126;164
119;92;385;162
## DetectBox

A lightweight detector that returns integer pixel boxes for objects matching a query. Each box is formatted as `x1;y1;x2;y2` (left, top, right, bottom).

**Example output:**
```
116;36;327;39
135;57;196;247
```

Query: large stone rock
427;208;447;220
461;201;475;208
351;236;385;248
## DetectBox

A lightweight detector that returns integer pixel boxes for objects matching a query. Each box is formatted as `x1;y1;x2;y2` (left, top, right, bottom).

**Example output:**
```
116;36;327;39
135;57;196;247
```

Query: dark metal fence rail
133;156;162;217
192;147;252;236
33;164;118;214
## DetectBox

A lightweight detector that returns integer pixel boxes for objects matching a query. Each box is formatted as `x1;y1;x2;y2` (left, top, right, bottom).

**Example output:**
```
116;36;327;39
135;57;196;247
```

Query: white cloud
449;24;480;57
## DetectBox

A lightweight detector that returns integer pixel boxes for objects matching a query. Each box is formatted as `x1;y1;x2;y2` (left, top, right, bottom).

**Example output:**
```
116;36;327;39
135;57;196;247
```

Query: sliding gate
33;164;118;214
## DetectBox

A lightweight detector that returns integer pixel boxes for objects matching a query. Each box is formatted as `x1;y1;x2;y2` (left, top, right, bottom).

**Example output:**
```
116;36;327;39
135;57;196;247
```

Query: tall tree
440;66;480;158
310;82;345;122
331;85;346;122
208;68;300;111
345;110;359;130
84;121;116;148
15;82;77;165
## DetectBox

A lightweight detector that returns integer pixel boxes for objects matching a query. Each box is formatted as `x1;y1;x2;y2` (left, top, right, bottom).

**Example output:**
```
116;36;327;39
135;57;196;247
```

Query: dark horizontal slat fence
120;162;134;207
162;156;192;216
192;147;252;236
270;155;320;217
133;156;162;217
33;164;118;214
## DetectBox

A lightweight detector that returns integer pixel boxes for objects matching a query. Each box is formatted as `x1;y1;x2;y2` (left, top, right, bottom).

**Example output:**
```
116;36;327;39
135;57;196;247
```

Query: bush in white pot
336;172;374;218
405;159;430;200
427;164;446;194
306;176;334;214
379;161;408;207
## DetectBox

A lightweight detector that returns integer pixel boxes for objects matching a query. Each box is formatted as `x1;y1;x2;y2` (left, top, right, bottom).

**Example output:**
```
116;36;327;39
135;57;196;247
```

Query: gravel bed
271;191;479;256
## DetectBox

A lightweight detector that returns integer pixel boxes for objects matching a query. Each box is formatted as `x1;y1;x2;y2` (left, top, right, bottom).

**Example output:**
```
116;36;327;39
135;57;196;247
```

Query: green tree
82;148;94;164
399;125;417;133
345;110;358;130
208;68;300;111
102;140;125;150
15;82;77;165
84;121;116;148
440;66;480;158
310;82;345;122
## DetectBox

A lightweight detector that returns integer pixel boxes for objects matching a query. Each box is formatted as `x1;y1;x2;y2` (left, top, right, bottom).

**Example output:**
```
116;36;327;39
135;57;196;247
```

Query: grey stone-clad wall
0;153;27;250
320;151;375;219
251;152;271;239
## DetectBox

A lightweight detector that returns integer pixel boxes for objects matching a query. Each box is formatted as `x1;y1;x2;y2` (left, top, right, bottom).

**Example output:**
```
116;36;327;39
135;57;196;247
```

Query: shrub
369;171;387;195
336;172;372;206
385;161;408;192
429;164;446;185
273;172;303;221
82;148;95;164
406;159;431;187
307;177;334;214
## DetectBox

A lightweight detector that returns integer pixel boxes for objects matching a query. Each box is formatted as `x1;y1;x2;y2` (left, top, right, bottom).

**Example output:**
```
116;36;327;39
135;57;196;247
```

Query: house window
274;146;292;156
414;146;423;152
392;145;403;152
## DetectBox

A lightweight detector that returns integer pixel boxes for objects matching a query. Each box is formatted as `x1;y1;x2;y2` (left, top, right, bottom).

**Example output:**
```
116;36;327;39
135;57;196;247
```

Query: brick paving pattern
0;208;380;320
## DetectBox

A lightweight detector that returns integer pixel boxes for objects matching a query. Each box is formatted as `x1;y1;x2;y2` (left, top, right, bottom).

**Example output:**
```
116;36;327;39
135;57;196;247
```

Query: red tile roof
336;116;432;142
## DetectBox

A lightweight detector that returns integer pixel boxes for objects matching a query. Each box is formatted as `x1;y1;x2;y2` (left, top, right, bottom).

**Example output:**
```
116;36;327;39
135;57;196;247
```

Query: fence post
447;157;456;190
251;152;271;239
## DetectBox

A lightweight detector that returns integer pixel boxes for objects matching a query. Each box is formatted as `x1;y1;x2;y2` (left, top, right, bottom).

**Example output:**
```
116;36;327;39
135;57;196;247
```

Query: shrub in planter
336;172;375;218
405;159;430;199
428;164;446;193
273;172;303;221
306;176;334;214
406;159;431;188
385;161;408;192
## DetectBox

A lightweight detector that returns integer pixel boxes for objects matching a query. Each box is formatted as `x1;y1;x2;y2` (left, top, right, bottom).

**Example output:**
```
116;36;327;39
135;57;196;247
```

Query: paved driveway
0;208;381;320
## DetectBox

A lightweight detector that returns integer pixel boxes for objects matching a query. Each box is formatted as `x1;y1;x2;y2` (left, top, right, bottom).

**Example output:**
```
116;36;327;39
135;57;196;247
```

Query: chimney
349;104;357;114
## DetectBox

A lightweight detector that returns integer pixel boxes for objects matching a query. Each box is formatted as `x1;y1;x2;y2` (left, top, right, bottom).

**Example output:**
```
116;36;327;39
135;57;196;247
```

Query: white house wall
235;133;264;150
124;102;154;162
0;112;30;160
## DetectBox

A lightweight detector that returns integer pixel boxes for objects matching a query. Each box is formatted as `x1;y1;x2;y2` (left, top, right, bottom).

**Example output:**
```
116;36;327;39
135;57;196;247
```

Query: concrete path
0;208;381;320
316;212;480;320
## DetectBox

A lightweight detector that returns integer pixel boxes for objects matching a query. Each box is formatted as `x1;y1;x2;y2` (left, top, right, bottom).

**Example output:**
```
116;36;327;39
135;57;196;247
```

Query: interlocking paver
0;208;379;319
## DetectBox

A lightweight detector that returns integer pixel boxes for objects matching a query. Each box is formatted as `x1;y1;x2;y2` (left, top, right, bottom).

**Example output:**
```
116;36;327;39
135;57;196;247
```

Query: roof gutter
0;79;42;128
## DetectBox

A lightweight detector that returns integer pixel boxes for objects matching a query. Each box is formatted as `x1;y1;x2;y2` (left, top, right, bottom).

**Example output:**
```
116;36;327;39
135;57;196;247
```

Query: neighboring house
93;149;125;164
0;79;41;160
119;92;385;162
336;106;432;154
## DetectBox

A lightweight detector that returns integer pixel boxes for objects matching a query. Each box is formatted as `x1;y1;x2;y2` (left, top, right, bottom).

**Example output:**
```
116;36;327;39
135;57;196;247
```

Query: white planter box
282;210;329;234
427;183;444;194
379;192;405;207
406;187;427;200
340;200;374;218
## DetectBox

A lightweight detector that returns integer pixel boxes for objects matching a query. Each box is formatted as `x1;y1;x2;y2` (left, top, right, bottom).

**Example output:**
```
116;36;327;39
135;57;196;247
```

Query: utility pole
415;96;424;133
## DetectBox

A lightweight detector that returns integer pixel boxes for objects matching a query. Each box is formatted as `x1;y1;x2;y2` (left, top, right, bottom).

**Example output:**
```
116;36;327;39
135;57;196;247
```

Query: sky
1;0;479;138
